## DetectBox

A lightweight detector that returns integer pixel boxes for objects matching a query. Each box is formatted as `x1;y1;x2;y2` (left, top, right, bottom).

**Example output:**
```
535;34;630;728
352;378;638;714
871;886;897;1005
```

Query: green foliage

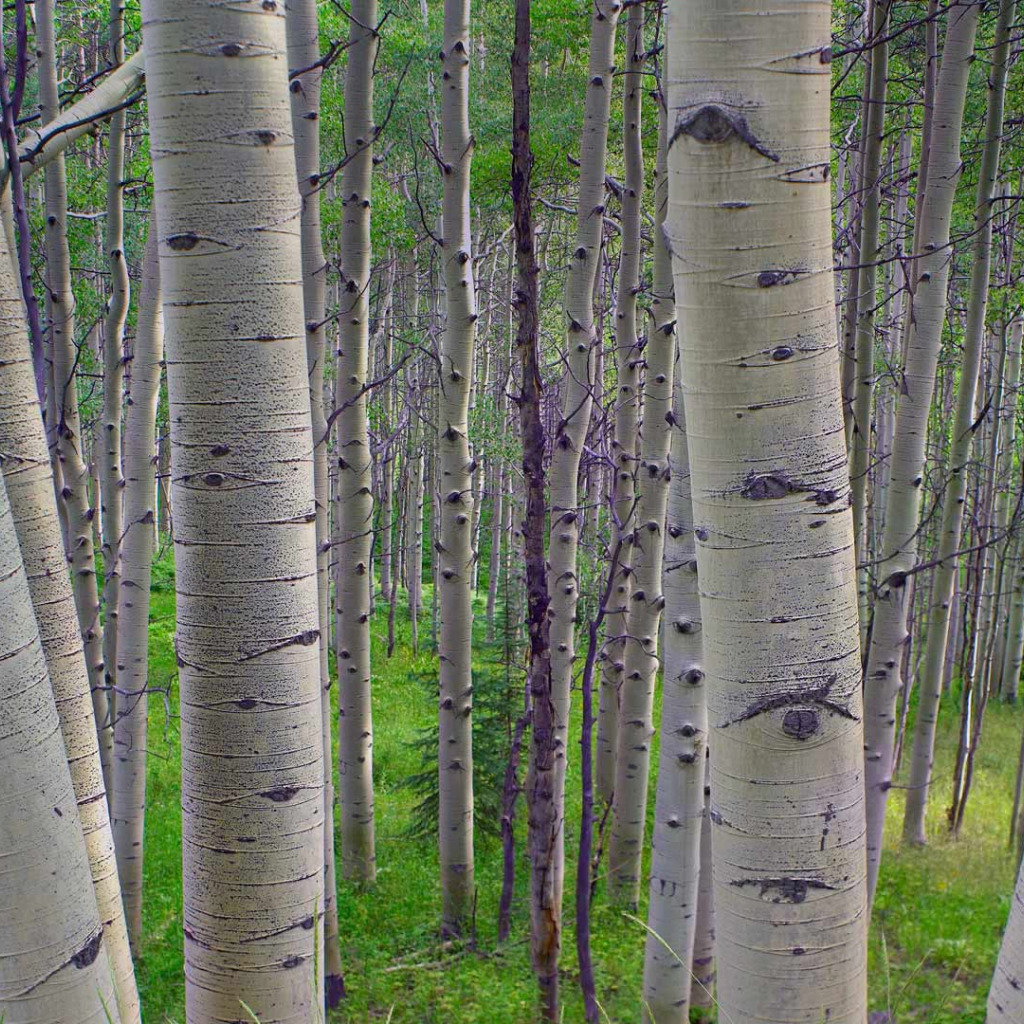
400;611;523;842
135;553;1021;1023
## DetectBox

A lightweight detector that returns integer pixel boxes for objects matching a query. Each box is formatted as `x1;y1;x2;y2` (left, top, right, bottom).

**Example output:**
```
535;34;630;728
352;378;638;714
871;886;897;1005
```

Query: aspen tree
902;0;1015;846
863;1;980;902
99;0;130;719
0;205;139;1024
641;98;706;1024
547;0;621;906
596;0;643;806
407;370;425;652
436;0;478;938
111;217;162;954
990;318;1023;697
988;856;1024;1022
666;1;868;1019
8;50;145;182
37;0;111;786
849;0;892;639
335;0;379;883
286;0;346;998
0;469;121;1024
609;81;676;908
142;0;325;1017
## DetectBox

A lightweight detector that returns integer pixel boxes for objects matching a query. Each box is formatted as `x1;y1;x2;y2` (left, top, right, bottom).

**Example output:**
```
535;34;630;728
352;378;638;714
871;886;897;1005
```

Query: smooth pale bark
285;0;345;1000
111;217;162;955
988;856;1024;1021
547;0;621;911
7;50;145;183
667;1;868;1020
407;372;425;652
143;0;325;1017
596;0;643;806
849;0;892;639
609;94;675;906
0;205;139;1024
335;0;378;884
99;0;130;747
0;469;121;1024
436;0;478;937
863;2;980;904
641;102;706;1018
991;322;1024;698
902;0;1015;846
37;0;111;789
1001;474;1024;698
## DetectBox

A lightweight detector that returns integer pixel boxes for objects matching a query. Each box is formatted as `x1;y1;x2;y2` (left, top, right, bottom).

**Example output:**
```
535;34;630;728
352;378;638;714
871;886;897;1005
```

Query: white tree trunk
436;0;478;937
902;0;1015;845
547;0;621;909
335;0;379;884
988;855;1024;1021
641;102;706;1020
862;2;980;903
285;0;346;998
144;0;326;1016
111;215;162;955
0;468;122;1024
0;196;139;1024
666;1;868;1019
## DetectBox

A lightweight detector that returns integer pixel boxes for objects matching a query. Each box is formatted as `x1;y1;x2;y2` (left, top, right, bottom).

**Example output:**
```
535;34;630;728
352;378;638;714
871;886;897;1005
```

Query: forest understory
133;556;1017;1024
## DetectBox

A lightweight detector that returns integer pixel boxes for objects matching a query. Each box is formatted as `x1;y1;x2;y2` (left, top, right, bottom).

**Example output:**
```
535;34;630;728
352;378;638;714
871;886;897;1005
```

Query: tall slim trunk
902;0;1015;846
641;96;706;1021
37;0;111;790
407;370;424;652
863;2;980;903
512;9;558;1011
285;0;346;1000
849;0;892;641
0;468;122;1024
667;1;868;1020
144;1;326;1017
436;0;478;938
0;202;139;1024
596;0;643;807
111;215;162;955
547;0;621;910
335;0;379;883
609;75;675;907
99;0;129;734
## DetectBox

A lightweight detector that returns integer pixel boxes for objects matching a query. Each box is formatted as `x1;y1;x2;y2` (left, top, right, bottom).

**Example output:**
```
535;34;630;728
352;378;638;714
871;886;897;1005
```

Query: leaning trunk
0;194;140;1024
0;468;122;1024
902;0;1015;846
862;2;980;903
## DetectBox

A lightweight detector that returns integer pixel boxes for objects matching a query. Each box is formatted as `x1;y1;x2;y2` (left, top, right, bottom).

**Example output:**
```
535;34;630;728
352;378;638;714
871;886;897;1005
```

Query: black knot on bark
167;232;199;251
782;708;820;740
220;42;242;57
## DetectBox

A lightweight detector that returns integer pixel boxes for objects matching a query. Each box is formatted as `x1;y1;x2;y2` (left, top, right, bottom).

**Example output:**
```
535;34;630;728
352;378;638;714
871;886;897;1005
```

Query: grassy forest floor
135;553;1019;1022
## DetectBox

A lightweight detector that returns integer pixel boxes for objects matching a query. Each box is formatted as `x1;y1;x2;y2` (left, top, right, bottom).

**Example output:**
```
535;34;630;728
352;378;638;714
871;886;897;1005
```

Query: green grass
134;553;1020;1022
